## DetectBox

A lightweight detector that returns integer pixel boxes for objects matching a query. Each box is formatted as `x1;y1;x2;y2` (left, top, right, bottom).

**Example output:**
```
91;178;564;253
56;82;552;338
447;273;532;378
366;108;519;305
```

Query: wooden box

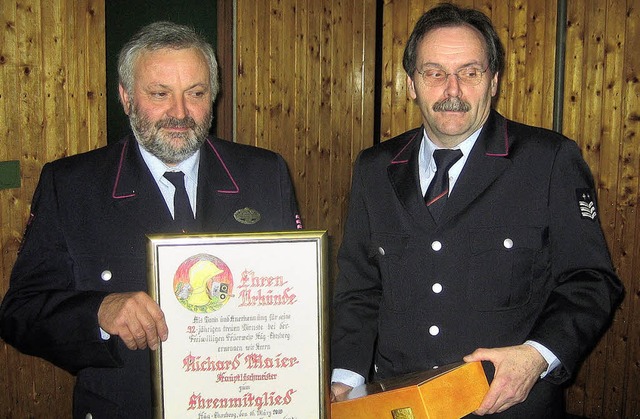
331;361;489;419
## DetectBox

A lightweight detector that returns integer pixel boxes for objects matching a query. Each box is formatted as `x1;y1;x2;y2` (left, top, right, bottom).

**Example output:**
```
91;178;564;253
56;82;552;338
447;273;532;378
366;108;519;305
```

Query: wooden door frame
215;0;234;141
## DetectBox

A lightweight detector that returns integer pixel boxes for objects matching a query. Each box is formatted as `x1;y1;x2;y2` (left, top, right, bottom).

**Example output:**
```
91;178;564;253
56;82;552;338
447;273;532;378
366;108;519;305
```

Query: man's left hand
463;344;547;415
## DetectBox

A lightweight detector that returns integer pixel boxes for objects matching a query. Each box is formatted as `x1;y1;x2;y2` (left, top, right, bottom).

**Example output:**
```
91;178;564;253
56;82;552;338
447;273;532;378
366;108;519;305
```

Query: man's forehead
418;25;487;61
137;46;206;62
133;47;210;81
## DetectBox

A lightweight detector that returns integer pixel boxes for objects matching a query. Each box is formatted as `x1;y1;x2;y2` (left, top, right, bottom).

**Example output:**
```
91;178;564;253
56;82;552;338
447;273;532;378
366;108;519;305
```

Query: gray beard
129;105;212;165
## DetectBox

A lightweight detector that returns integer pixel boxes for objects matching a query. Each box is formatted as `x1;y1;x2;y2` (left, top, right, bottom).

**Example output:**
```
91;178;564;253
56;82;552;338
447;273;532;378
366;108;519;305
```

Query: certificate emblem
173;253;233;313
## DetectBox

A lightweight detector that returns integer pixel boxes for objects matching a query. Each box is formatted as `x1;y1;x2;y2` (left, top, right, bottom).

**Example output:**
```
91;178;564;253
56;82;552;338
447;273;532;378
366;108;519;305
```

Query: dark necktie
424;149;463;222
163;171;196;231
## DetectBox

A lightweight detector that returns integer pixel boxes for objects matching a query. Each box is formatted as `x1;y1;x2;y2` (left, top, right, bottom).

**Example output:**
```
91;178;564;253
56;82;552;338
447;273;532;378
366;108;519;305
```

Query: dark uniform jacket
0;135;301;418
331;110;623;418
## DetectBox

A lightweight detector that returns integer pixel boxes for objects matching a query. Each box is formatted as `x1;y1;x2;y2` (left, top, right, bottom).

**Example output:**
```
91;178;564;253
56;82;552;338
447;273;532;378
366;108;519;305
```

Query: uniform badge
576;188;597;220
234;207;261;225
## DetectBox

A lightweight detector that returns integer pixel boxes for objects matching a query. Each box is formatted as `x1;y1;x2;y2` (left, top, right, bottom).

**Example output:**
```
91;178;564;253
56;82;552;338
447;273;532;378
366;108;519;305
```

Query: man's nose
443;73;462;96
168;96;188;119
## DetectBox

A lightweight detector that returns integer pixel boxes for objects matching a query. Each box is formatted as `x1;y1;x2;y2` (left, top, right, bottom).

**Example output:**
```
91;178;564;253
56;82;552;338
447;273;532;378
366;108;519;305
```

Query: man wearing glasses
330;3;623;417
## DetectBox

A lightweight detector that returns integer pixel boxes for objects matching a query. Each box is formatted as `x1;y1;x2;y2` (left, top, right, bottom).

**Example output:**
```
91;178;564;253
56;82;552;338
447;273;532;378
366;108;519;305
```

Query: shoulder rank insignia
576;188;597;220
234;207;261;225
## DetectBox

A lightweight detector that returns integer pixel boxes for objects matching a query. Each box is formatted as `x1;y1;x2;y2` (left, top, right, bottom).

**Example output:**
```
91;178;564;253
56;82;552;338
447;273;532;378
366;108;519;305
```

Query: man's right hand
330;382;353;402
98;292;168;351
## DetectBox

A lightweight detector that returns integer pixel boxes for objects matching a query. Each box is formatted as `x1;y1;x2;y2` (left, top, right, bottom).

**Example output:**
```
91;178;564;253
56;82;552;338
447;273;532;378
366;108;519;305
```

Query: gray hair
117;21;219;102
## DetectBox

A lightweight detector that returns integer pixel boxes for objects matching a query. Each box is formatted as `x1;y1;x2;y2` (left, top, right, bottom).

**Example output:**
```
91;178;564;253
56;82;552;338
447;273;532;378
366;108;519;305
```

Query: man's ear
407;75;417;100
118;84;132;115
490;72;499;97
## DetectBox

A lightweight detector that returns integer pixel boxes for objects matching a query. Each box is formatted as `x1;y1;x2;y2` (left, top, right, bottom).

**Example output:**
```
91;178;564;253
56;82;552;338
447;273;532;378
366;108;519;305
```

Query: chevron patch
576;188;597;220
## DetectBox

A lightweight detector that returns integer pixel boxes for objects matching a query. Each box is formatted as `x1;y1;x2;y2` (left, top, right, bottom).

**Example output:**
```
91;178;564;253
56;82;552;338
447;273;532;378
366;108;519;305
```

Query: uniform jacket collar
110;136;241;232
387;110;512;228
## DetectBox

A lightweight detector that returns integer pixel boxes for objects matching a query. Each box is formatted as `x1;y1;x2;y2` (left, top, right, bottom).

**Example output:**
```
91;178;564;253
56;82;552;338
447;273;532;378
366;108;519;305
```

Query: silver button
432;283;443;294
503;238;514;249
85;414;93;419
101;270;112;281
431;241;442;251
429;325;440;336
378;247;385;256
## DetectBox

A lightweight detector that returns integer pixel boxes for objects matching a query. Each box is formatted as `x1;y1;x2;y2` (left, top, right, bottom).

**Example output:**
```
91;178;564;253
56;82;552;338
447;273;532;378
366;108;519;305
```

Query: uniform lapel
387;128;435;228
196;138;241;231
110;136;174;232
441;111;511;224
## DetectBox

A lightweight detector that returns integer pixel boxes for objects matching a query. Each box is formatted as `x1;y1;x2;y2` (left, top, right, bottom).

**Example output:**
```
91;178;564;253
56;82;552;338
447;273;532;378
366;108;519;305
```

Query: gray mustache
433;98;471;112
157;117;197;129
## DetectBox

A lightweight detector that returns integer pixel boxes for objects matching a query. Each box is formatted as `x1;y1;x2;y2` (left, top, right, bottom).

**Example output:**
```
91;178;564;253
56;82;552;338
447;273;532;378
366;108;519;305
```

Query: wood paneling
563;1;640;418
215;0;235;141
1;0;639;418
0;0;105;417
235;0;377;273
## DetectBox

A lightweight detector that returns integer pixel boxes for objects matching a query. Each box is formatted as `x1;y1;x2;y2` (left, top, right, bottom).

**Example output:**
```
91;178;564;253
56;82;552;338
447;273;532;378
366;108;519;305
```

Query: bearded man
0;21;301;418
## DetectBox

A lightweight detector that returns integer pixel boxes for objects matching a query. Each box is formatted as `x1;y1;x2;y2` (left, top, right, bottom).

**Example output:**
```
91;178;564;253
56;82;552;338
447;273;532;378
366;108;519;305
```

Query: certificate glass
147;231;329;419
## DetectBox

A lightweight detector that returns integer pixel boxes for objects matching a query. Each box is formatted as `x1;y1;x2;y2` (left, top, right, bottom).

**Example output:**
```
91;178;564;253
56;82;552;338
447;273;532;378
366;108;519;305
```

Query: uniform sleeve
527;140;624;383
0;163;120;374
331;153;381;379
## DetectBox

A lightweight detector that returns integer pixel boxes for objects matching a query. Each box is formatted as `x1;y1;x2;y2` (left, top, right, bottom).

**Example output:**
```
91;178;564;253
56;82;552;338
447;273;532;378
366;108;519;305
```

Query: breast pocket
467;226;544;311
370;233;411;312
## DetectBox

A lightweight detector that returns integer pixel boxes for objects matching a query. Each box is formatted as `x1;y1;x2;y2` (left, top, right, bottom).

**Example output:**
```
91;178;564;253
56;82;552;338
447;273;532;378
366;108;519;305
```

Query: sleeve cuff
100;328;111;340
524;340;561;378
331;368;365;388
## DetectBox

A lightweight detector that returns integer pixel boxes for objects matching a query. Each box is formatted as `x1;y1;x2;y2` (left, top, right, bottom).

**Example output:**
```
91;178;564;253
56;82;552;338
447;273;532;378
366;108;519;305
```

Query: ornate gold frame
147;231;330;419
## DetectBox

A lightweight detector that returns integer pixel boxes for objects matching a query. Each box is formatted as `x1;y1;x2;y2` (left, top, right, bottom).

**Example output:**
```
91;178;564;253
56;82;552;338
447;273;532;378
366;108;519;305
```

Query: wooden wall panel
0;1;106;417
1;0;638;418
563;1;640;418
619;4;640;417
235;0;377;273
215;0;235;141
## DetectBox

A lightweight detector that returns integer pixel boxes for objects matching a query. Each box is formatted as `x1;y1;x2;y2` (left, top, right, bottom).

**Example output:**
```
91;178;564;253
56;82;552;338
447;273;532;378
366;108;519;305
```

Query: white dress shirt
138;145;200;218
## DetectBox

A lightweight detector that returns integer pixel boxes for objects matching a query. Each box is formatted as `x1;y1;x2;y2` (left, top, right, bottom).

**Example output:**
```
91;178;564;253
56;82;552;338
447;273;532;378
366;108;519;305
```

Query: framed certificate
147;231;330;419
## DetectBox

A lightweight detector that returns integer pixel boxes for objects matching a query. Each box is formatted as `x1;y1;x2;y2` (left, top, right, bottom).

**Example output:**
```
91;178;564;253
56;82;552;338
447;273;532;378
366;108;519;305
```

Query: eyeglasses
415;66;489;87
